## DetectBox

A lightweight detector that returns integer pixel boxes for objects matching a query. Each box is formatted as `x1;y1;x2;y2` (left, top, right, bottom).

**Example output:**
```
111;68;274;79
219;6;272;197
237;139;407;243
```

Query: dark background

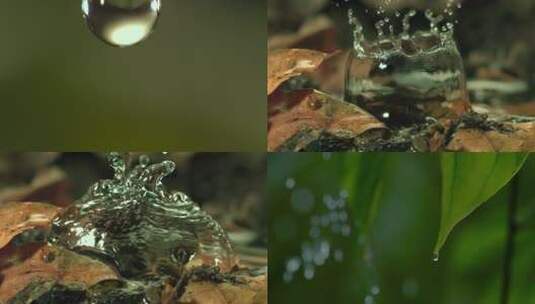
0;1;266;150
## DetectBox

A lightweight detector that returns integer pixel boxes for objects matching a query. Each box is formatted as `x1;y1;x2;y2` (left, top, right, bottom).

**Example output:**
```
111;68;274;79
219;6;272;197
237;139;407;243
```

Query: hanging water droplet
432;253;440;262
81;0;161;47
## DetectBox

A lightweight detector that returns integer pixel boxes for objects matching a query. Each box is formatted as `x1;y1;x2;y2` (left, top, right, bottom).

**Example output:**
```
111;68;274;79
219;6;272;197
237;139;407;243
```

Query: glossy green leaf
342;153;387;235
434;153;528;255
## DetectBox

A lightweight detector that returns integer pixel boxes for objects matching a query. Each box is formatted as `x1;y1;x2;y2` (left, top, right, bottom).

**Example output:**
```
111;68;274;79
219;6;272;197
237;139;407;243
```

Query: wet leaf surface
267;49;327;95
0;242;119;302
447;121;535;152
179;274;266;304
0;202;60;250
268;89;386;151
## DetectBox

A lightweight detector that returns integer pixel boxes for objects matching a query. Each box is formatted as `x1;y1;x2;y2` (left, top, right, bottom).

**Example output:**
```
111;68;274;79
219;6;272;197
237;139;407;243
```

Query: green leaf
434;153;528;256
342;153;387;235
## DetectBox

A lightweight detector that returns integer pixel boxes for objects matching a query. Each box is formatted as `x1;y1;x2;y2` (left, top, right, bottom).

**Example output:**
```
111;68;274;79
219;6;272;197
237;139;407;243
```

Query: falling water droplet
364;295;375;304
371;285;380;295
81;0;161;47
285;178;296;189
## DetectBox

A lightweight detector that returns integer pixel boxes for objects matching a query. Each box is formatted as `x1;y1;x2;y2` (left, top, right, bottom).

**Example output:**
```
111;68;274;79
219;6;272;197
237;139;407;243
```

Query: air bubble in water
81;0;161;47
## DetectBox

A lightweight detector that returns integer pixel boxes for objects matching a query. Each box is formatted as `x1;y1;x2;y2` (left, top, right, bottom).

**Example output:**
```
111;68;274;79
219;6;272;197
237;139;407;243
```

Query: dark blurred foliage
269;153;535;304
0;1;266;150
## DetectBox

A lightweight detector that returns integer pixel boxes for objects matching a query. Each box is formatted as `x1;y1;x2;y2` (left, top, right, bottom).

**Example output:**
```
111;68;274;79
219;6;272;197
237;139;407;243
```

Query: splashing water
49;153;236;278
345;1;468;127
81;0;161;47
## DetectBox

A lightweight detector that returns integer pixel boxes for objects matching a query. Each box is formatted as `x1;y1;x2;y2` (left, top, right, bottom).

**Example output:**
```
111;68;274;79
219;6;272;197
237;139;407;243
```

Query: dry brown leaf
0;243;118;302
0;167;71;207
447;122;535;151
268;89;385;151
428;131;447;152
178;275;266;304
503;101;535;116
308;50;351;98
0;202;60;250
267;49;327;95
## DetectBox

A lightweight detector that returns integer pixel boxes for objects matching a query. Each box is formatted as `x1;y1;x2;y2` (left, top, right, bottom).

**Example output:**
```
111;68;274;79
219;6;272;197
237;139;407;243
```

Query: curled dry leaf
447;122;535;151
0;202;60;250
179;274;267;304
0;243;119;302
267;49;327;95
268;89;386;151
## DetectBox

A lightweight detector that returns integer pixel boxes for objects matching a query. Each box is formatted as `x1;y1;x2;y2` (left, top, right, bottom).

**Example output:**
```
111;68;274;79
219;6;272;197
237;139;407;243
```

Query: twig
500;175;519;304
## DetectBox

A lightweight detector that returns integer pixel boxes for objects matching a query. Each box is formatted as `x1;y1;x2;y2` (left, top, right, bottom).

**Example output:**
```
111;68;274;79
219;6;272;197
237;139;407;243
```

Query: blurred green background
269;153;535;304
0;0;265;150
